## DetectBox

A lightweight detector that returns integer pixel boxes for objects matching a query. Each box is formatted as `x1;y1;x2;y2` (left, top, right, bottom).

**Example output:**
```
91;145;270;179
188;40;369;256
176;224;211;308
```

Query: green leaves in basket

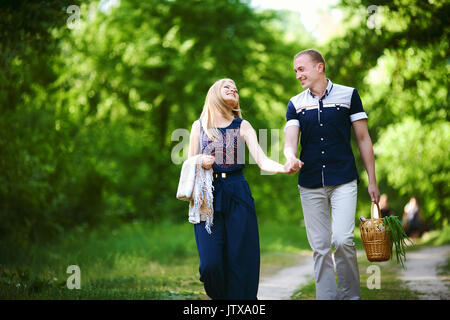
383;216;412;268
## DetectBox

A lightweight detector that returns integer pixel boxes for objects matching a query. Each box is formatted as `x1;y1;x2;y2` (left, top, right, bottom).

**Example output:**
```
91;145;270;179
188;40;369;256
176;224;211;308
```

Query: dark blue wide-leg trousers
194;171;260;300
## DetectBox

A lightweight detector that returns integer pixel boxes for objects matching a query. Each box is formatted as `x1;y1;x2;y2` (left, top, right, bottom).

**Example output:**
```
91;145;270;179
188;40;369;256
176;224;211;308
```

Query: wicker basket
360;202;391;262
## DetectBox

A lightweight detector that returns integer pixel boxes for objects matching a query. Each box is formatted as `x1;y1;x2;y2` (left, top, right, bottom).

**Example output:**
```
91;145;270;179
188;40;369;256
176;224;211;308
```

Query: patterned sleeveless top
200;117;246;173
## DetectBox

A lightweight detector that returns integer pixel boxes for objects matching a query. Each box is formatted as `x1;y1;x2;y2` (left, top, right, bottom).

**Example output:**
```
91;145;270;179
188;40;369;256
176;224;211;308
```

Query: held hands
283;157;304;174
200;154;303;174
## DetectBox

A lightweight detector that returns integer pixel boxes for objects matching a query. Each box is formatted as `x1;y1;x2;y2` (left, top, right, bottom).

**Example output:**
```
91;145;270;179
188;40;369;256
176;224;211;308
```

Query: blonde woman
187;78;301;300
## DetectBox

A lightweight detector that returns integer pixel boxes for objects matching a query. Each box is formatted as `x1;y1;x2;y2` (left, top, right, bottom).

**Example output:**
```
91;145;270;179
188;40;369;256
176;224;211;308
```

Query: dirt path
257;250;367;300
258;245;450;300
257;252;314;300
400;245;450;300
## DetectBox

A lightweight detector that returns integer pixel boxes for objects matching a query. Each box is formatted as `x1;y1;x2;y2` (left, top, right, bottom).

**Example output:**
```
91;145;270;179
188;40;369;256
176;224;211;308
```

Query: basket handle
371;201;381;220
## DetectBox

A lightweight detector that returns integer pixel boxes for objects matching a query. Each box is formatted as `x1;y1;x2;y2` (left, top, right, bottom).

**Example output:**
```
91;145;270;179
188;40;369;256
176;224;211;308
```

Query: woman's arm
241;120;289;174
188;120;214;169
188;120;200;158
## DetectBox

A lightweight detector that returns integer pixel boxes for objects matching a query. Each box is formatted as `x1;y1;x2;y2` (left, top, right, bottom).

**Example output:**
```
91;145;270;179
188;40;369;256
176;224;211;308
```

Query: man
284;49;380;300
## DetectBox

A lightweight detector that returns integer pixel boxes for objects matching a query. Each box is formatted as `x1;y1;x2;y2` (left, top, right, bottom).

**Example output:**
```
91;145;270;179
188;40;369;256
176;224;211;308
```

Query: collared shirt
284;79;368;188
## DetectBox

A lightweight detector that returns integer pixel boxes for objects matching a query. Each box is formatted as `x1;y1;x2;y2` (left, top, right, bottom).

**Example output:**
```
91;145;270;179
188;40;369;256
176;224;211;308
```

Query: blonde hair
200;78;242;141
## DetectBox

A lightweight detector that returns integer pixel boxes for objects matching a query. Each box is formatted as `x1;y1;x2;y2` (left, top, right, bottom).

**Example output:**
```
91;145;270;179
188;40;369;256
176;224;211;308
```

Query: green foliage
0;0;448;254
419;223;450;247
375;120;449;226
0;0;306;248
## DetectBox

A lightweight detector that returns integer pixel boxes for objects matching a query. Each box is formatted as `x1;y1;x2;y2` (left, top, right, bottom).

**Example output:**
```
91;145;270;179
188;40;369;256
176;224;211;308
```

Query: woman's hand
200;155;215;170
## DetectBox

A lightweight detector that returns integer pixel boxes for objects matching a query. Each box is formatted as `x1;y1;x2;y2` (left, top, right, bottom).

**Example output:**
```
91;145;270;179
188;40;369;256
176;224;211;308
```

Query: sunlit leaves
375;120;450;225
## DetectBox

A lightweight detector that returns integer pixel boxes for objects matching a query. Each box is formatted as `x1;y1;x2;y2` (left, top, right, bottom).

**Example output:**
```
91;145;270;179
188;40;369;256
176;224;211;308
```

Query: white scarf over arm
176;155;214;234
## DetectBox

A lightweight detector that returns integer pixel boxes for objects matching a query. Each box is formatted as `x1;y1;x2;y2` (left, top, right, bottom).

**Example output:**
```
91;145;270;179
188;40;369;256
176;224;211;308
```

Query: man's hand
284;157;304;174
368;183;380;204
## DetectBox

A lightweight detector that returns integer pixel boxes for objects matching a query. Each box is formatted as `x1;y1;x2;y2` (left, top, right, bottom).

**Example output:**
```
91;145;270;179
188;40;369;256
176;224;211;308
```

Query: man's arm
284;125;302;174
352;119;380;203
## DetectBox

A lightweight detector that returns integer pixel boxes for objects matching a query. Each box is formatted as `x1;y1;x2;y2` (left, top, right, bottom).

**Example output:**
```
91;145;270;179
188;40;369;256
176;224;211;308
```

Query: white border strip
284;119;300;133
350;112;368;122
323;103;350;109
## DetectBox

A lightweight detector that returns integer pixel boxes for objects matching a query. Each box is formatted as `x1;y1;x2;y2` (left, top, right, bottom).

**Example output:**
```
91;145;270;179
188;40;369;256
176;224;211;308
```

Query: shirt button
323;165;326;168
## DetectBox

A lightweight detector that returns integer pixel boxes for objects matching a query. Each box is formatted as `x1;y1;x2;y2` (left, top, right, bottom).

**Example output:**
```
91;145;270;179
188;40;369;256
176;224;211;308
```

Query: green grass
259;220;310;253
0;219;311;299
417;223;450;246
436;256;450;292
436;257;450;276
3;218;443;300
0;220;206;299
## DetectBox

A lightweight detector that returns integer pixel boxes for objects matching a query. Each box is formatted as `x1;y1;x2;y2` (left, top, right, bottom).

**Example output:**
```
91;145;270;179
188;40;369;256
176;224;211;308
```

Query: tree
375;119;449;226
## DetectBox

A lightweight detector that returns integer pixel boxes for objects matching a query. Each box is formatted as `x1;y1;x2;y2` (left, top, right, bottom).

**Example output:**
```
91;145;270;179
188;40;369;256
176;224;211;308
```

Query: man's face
293;54;323;89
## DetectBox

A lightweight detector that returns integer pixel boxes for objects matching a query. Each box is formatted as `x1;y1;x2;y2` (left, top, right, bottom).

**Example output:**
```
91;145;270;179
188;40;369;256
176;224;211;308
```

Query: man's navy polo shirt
285;79;368;188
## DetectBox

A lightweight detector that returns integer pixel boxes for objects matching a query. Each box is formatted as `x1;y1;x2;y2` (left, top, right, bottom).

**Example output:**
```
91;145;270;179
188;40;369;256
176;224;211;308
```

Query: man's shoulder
328;83;357;102
288;90;310;109
289;90;308;102
331;82;355;94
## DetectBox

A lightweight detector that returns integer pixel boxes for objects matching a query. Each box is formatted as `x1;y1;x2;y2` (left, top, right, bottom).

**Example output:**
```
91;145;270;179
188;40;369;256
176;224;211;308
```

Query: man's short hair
294;49;326;73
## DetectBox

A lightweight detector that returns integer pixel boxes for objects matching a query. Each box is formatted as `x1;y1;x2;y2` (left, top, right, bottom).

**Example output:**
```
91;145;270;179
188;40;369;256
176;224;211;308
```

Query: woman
403;196;425;238
187;78;301;300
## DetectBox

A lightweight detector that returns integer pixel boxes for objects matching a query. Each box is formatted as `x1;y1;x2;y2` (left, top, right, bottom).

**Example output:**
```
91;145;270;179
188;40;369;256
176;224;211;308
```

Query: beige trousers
299;179;361;300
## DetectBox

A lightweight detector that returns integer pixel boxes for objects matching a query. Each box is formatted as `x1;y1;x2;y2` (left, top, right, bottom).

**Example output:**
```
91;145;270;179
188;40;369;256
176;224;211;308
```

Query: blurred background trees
0;0;448;252
328;0;449;227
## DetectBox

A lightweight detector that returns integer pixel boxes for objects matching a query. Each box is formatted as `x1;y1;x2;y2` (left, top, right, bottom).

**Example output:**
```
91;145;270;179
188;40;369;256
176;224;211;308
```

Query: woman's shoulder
191;119;201;135
191;119;200;129
239;118;252;128
238;118;254;137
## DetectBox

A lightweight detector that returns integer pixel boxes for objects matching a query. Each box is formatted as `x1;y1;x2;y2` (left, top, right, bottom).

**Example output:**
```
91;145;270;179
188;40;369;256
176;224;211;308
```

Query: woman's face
221;81;239;107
